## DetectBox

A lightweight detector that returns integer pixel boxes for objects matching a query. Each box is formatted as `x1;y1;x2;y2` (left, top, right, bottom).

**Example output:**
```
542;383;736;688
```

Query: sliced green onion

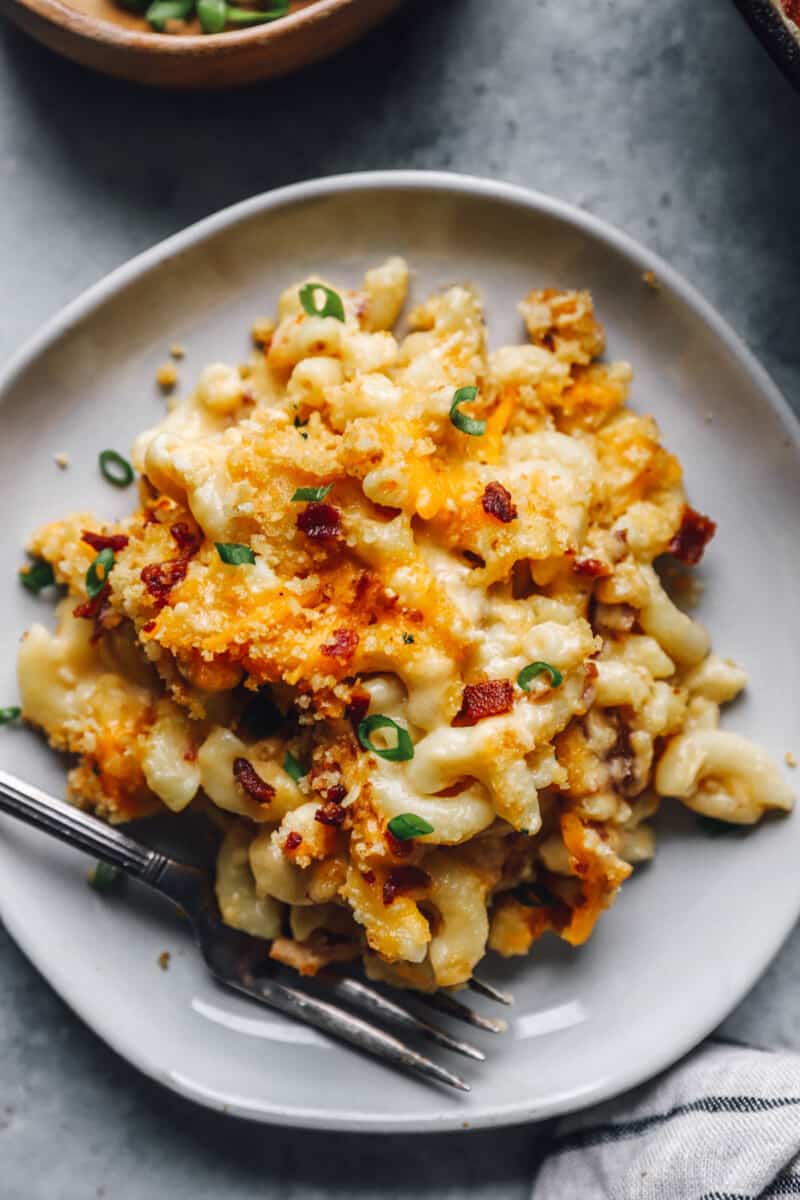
88;861;123;893
283;750;306;783
99;449;134;488
0;707;21;725
216;542;256;565
225;3;290;23
449;386;486;437
20;559;55;594
298;283;346;323
696;815;748;838
387;813;433;841
86;548;115;599
197;0;226;31
291;484;333;503
357;714;414;762
145;0;193;30
517;661;563;691
512;882;559;908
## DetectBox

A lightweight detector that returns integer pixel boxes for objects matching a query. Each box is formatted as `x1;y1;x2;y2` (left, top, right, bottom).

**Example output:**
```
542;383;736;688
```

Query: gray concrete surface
1;1;799;1195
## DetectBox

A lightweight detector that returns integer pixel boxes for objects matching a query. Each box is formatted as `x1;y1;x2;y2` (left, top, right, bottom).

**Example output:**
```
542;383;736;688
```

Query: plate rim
2;169;799;1133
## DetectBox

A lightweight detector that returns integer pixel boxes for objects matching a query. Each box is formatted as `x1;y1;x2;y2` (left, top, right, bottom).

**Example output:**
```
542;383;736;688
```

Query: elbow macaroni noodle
15;261;794;992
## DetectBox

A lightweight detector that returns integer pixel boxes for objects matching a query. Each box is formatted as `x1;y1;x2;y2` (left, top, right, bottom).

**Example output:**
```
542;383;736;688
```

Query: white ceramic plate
1;172;799;1132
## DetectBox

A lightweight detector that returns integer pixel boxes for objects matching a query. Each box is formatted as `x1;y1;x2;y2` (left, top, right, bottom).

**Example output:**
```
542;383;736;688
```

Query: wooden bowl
0;0;405;88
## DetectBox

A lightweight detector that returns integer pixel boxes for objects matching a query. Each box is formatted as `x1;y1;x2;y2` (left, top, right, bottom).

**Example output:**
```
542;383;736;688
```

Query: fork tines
326;976;486;1062
248;966;513;1090
417;988;509;1035
235;970;472;1092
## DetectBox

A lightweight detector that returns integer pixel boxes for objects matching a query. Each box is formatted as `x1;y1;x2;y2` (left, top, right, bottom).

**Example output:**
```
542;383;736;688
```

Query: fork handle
0;768;168;884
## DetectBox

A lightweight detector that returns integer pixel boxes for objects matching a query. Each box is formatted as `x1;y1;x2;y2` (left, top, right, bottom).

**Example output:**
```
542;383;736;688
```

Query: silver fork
0;768;511;1092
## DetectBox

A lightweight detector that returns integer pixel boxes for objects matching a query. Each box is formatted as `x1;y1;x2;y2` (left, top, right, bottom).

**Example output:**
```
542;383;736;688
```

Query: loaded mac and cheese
16;259;794;992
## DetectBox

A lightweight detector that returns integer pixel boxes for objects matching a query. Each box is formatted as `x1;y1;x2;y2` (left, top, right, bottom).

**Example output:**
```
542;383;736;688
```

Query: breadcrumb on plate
156;362;178;391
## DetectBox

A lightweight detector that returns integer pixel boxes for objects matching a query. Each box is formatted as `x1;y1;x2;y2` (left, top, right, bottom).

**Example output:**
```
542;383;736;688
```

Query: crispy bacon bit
233;757;275;805
346;691;370;733
142;620;156;634
284;831;302;853
315;801;346;827
321;627;359;663
452;680;515;727
353;570;373;607
73;584;112;644
141;559;189;609
170;521;200;558
362;870;376;885
81;530;129;553
385;830;414;858
573;557;611;579
383;865;431;906
73;587;109;622
481;481;518;524
511;558;536;600
668;506;716;566
373;503;402;520
297;502;342;540
607;715;638;796
434;779;471;798
325;783;347;805
463;549;486;568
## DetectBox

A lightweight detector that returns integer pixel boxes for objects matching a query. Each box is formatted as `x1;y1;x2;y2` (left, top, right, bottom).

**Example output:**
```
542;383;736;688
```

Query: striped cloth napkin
532;1042;800;1199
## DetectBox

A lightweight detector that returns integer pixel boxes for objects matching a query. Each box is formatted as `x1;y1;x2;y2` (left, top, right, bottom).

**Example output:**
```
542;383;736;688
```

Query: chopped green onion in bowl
117;0;289;34
197;0;226;32
145;0;193;30
226;5;290;25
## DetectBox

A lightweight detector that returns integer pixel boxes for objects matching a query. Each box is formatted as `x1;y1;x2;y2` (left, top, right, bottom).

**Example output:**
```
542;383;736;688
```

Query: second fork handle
0;768;168;884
